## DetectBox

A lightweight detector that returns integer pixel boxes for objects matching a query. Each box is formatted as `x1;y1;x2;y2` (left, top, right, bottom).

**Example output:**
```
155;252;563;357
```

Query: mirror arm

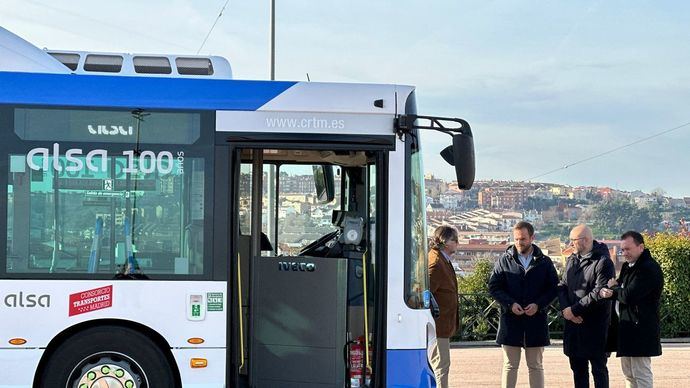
394;114;472;139
396;114;476;190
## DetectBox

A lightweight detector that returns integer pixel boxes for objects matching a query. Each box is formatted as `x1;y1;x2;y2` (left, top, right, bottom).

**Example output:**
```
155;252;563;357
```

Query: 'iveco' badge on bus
278;262;316;272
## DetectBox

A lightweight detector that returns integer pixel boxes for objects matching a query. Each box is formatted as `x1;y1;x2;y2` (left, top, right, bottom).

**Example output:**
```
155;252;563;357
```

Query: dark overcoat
558;241;615;358
610;249;664;357
488;245;559;347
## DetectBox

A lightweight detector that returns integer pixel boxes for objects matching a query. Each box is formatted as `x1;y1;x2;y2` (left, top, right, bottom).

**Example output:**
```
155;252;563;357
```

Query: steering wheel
298;230;340;256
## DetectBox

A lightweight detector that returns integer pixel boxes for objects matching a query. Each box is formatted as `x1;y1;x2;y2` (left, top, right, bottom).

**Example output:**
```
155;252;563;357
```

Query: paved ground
449;343;690;387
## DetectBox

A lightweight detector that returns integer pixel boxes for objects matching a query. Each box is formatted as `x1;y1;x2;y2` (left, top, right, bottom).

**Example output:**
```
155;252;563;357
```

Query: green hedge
454;235;690;340
646;233;690;337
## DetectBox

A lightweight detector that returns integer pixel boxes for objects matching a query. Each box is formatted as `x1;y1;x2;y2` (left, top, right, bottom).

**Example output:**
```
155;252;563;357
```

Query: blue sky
3;1;690;196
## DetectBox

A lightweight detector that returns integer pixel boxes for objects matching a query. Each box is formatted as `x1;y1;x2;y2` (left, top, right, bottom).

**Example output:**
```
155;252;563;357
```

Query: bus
0;27;475;388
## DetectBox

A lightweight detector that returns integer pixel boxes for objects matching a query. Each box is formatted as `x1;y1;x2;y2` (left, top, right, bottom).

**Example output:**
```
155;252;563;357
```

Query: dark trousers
568;355;609;388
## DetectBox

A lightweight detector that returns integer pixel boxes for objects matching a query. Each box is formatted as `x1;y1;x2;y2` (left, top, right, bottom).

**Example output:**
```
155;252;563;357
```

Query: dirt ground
449;343;690;387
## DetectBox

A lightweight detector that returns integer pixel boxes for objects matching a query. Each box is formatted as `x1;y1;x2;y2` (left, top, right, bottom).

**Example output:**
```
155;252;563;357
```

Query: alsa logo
88;125;134;136
27;143;107;172
4;292;51;308
278;262;316;272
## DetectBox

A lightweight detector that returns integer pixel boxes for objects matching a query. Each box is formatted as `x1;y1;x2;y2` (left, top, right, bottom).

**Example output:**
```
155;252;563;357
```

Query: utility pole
270;0;275;81
267;0;277;253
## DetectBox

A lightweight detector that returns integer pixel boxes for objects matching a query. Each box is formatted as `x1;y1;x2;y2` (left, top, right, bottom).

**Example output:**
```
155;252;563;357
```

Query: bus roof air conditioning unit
0;26;232;79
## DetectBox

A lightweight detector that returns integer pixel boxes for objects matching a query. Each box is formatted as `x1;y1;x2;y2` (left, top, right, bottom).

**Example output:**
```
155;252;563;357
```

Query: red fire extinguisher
348;336;364;387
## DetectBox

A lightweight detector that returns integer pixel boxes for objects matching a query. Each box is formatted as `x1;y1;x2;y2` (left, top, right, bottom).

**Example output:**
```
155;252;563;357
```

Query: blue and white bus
0;27;474;388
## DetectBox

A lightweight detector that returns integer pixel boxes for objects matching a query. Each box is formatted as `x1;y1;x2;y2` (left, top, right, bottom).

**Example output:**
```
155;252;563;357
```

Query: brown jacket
429;248;459;338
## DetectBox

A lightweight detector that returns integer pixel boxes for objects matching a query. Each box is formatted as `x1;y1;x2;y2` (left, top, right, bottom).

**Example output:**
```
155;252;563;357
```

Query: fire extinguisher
348;334;374;387
348;335;364;388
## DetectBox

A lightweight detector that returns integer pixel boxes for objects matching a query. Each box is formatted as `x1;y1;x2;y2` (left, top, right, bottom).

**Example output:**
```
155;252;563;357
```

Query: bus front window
4;107;212;278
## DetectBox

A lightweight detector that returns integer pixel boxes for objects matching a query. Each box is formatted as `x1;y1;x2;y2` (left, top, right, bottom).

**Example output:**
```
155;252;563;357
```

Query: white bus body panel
0;348;44;388
257;82;407;115
172;348;226;388
0;280;227;386
385;140;435;350
218;83;414;135
217;110;396;135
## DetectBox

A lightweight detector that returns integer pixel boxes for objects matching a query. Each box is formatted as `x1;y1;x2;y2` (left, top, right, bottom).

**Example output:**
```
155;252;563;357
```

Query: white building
531;188;553;200
439;190;464;210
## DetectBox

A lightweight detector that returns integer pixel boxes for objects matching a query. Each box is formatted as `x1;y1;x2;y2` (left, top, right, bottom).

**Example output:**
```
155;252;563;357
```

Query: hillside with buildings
254;170;690;276
425;174;690;274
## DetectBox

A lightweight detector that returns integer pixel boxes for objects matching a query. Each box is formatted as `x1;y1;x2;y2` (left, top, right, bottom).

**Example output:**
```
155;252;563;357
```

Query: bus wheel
38;325;176;388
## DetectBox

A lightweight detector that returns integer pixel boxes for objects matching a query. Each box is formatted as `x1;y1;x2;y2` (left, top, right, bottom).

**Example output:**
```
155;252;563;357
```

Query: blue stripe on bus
0;71;296;111
386;349;436;387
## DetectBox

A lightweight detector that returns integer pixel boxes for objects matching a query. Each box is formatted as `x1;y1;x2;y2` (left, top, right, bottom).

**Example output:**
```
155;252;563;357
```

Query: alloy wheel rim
68;352;147;388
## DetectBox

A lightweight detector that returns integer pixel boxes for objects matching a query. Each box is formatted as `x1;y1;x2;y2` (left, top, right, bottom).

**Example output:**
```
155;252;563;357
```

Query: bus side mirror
313;165;335;203
441;132;475;190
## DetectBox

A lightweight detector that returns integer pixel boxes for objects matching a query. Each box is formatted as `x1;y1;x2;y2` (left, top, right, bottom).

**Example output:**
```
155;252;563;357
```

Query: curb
451;338;690;348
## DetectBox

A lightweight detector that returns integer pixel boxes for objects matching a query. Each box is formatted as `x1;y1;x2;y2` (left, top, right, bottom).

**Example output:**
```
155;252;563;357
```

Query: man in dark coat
489;221;558;388
600;231;663;388
558;224;615;388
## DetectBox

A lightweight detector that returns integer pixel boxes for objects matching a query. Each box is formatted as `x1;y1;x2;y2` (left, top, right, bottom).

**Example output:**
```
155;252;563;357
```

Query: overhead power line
526;120;690;182
23;0;194;51
197;0;230;54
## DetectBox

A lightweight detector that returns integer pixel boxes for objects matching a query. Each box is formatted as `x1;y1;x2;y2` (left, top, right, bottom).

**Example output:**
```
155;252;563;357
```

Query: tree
538;223;574;241
650;187;666;199
591;199;662;238
458;258;493;294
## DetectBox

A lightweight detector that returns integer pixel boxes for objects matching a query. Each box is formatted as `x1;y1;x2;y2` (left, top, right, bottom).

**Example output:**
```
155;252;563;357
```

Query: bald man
558;225;615;388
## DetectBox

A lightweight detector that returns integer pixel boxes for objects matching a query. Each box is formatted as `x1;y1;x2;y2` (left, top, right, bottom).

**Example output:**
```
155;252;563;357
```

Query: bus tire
38;325;176;388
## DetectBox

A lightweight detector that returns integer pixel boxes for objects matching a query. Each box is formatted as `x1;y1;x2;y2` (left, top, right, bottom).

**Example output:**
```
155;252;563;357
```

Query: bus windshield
4;106;213;278
405;131;429;308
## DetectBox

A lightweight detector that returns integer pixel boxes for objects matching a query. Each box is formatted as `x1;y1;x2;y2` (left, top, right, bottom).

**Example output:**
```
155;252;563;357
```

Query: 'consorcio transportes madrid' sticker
69;285;113;317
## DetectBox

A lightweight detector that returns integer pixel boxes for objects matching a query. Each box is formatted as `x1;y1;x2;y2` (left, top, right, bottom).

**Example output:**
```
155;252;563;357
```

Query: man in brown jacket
428;225;460;388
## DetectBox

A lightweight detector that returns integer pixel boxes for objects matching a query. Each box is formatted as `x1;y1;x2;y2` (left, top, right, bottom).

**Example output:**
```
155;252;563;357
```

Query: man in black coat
600;231;663;388
489;221;559;388
558;224;615;388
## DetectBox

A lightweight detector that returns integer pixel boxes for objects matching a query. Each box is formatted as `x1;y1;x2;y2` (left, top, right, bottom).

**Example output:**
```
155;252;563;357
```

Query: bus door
229;145;387;388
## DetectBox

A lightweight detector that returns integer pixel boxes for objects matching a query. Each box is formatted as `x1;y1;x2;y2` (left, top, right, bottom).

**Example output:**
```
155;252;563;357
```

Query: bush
645;232;690;337
455;259;496;341
458;259;492;294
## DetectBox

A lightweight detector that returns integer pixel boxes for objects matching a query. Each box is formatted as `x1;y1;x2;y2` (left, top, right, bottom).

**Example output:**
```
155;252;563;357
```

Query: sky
3;0;690;196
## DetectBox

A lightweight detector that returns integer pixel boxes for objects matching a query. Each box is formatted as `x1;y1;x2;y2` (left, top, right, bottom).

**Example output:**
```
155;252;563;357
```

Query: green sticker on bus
207;292;223;312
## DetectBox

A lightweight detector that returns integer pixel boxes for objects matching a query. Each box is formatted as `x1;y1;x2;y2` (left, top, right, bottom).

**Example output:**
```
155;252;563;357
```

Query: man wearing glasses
558;224;615;388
